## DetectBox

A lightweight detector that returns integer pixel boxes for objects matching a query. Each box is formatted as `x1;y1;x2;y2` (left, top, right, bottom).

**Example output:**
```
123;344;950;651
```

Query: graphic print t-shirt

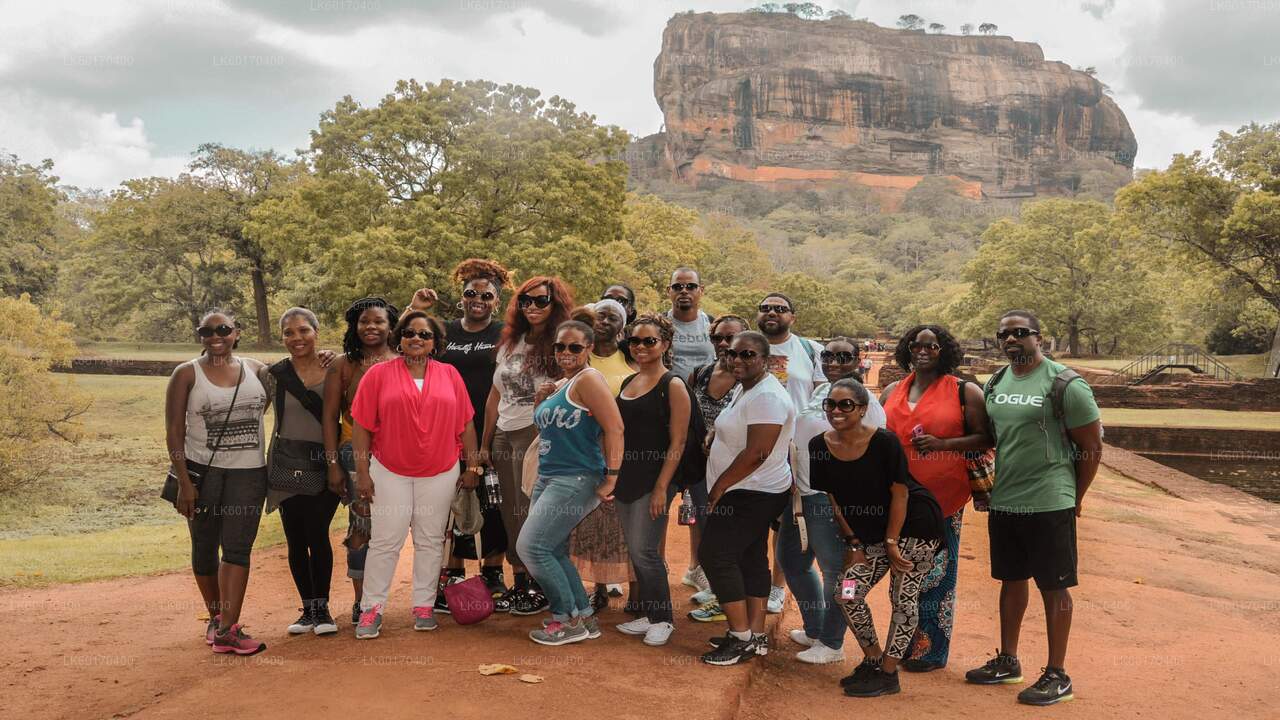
764;334;826;411
440;320;502;437
493;337;552;432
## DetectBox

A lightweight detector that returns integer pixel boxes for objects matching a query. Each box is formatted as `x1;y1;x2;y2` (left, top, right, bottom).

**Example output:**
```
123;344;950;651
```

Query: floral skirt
570;500;634;584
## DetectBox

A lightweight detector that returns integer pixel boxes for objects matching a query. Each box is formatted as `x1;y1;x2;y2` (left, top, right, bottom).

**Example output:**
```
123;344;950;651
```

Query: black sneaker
701;634;756;666
843;666;901;697
493;587;515;613
839;656;883;687
1017;667;1073;706
482;569;507;597
287;607;315;635
965;650;1024;685
511;588;550;616
435;574;464;615
590;585;609;613
901;658;945;673
311;601;338;636
351;601;361;625
708;632;768;655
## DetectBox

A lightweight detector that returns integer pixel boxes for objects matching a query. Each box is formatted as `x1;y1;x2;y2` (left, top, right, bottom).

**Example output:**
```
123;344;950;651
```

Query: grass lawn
1099;407;1280;430
0;374;346;587
76;341;288;363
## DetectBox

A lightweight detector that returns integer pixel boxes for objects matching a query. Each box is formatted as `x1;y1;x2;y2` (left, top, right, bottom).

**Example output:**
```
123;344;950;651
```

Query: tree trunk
1067;319;1080;356
250;266;272;348
1267;317;1280;378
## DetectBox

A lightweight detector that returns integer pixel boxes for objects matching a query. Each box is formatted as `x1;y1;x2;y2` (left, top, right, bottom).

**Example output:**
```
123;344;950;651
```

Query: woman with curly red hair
480;275;574;615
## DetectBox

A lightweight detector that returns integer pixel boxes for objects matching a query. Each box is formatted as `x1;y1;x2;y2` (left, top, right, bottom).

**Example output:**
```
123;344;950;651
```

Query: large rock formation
647;12;1137;207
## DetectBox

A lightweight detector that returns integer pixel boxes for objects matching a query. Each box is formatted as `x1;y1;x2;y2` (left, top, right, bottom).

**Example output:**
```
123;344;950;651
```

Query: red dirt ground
6;465;1279;719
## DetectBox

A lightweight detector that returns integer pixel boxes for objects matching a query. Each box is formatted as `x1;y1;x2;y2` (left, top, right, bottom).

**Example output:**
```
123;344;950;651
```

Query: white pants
361;457;459;612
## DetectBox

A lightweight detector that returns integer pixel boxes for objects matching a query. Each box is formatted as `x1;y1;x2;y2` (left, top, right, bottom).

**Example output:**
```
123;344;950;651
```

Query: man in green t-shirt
964;310;1102;707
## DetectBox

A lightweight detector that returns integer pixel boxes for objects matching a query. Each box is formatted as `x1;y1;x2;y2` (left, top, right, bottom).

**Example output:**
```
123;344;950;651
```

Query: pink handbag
441;494;494;625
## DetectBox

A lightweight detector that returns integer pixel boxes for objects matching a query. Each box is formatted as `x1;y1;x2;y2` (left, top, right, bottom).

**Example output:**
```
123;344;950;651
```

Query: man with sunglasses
666;268;717;382
966;310;1102;706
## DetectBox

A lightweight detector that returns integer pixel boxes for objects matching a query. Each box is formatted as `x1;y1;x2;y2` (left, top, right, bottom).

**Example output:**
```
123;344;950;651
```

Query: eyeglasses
518;294;553;309
709;333;737;344
627;336;661;347
822;398;867;413
553;342;587;354
400;329;435;340
909;341;941;353
723;348;760;360
197;324;234;338
463;289;496;301
996;327;1040;341
670;282;700;292
821;351;856;363
758;304;791;315
600;294;631;306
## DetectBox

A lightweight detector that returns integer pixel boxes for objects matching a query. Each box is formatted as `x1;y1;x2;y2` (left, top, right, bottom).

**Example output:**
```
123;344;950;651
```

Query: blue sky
2;0;1277;188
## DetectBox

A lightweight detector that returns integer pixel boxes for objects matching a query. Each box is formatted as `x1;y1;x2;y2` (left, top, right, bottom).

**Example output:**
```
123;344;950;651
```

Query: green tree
897;14;925;30
1115;123;1280;376
954;199;1165;355
960;23;974;35
978;22;998;35
928;23;946;33
0;155;65;301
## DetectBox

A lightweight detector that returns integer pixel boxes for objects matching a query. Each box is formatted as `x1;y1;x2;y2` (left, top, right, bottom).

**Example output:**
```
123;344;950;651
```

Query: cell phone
840;578;858;601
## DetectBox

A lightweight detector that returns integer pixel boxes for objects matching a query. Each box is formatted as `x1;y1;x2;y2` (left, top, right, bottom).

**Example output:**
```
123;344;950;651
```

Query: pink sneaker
205;615;221;645
355;604;383;639
211;623;266;656
412;606;438;631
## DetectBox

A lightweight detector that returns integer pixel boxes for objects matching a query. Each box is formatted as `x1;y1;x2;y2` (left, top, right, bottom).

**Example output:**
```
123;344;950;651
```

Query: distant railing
1115;344;1239;384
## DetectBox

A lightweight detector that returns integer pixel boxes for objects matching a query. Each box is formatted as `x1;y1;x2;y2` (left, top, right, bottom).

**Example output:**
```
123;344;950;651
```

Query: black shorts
988;507;1077;591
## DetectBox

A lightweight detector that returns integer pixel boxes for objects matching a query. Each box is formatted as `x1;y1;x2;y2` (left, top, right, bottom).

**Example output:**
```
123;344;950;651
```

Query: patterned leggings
837;537;941;661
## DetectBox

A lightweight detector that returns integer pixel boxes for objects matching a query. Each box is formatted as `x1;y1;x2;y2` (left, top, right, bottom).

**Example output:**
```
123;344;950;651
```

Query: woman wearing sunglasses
777;337;888;665
878;325;993;672
165;309;272;655
612;313;689;646
350;310;481;638
698;332;796;666
809;378;944;698
518;321;625;645
481;276;574;615
684;314;747;621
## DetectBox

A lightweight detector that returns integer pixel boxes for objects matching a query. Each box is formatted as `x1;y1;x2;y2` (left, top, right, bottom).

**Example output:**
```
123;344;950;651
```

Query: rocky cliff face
649;12;1137;206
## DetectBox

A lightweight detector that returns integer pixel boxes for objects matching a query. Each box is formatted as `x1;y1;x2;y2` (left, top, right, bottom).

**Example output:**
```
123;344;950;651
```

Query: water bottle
678;488;696;526
483;467;502;508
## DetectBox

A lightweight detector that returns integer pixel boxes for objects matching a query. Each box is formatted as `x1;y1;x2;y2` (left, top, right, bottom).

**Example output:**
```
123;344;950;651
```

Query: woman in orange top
879;325;992;672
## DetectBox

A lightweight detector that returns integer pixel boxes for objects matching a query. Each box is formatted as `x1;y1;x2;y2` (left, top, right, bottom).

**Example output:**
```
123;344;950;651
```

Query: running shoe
701;634;755;666
287;607;315;635
617;617;653;636
839;656;883;687
690;589;716;605
493;587;515;614
606;583;624;597
511;588;550;616
205;615;221;645
591;585;609;613
681;566;711;593
530;620;590;646
796;642;845;664
901;658;944;672
351;602;361;625
843;666;900;697
643;622;674;647
582;615;601;639
707;632;767;656
212;624;266;656
412;606;438;631
482;569;508;597
1017;668;1074;706
965;650;1024;685
789;629;816;647
688;601;726;623
435;574;464;615
355;605;383;639
767;585;786;614
312;602;338;636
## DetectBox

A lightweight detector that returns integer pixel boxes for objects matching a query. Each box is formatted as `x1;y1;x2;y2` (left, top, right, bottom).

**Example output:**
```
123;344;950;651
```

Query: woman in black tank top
613;314;691;645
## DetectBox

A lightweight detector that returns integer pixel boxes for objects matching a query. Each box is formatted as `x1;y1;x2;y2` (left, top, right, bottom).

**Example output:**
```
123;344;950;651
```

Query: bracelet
604;468;620;477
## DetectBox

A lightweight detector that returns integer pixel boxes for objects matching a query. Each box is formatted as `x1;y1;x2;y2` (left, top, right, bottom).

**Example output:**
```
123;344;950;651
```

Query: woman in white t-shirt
699;331;796;667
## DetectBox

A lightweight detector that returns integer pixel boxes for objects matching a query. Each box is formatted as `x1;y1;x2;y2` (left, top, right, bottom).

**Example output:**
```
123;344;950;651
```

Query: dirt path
7;467;1279;719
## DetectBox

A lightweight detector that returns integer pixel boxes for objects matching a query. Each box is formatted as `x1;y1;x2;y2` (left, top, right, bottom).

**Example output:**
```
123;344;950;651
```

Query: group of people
164;259;1102;706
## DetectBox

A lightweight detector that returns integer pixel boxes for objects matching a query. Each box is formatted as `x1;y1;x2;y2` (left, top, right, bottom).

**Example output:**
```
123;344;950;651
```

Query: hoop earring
456;301;465;310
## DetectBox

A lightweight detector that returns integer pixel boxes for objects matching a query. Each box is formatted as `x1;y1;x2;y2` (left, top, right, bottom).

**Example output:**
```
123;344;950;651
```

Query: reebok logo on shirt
989;393;1044;407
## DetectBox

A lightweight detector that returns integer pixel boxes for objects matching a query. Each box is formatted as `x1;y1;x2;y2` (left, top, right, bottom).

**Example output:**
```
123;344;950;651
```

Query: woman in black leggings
266;307;341;636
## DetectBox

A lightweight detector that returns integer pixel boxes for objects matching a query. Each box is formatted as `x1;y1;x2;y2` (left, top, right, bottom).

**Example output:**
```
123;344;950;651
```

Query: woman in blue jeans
779;338;886;664
518;320;625;646
613;313;689;647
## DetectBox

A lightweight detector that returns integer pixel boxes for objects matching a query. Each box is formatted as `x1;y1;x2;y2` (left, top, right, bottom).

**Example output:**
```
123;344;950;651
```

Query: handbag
161;362;243;507
442;487;495;625
958;379;995;495
267;360;327;495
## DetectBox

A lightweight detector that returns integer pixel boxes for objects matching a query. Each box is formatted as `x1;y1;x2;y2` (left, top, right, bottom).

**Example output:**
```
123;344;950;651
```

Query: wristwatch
885;537;899;546
604;468;620;477
842;536;862;551
465;466;484;476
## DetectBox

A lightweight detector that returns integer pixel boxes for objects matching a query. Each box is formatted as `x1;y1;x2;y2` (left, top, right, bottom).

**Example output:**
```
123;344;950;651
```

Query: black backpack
982;364;1087;451
627;370;708;489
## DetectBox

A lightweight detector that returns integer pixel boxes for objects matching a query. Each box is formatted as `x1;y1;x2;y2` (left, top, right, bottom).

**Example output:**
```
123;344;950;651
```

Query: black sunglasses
723;348;760;360
821;351;856;363
909;341;941;353
553;342;587;354
463;289;496;301
709;333;737;344
518;294;553;309
670;282;700;292
400;329;435;340
601;294;632;306
197;324;235;338
627;336;661;347
758;303;791;315
822;398;867;413
996;327;1040;341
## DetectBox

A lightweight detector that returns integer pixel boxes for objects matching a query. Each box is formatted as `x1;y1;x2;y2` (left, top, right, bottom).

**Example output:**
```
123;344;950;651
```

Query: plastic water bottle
483;467;502;507
678;488;696;526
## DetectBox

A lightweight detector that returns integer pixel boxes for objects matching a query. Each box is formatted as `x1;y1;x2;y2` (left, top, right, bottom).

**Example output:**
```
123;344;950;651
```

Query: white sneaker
796;641;846;664
789;629;816;647
682;566;711;593
767;585;786;614
690;588;716;605
643;622;674;646
616;617;653;636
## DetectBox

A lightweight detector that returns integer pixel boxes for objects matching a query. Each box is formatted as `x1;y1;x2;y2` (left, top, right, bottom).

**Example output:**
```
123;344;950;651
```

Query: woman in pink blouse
350;310;482;638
